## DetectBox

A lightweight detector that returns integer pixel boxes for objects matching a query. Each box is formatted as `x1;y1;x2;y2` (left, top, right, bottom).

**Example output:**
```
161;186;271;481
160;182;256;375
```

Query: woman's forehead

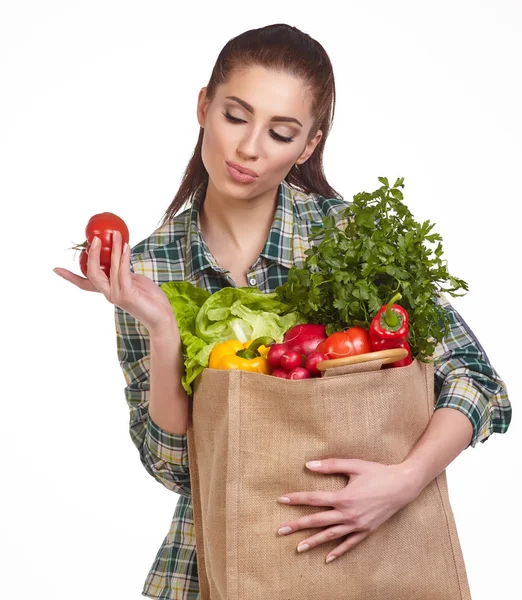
217;67;313;119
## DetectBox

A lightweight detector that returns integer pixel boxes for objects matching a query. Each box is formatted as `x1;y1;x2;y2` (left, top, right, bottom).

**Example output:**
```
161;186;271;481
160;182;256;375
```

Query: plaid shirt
114;179;511;600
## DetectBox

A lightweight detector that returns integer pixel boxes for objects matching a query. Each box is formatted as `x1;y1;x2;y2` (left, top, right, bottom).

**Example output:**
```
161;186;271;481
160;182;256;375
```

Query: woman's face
196;66;323;198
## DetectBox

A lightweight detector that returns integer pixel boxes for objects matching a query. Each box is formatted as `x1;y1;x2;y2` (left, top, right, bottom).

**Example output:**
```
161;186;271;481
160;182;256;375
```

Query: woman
53;23;511;600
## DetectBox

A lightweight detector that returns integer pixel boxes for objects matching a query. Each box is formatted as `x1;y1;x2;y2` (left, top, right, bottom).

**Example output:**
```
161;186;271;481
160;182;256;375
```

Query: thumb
306;457;367;474
53;268;100;293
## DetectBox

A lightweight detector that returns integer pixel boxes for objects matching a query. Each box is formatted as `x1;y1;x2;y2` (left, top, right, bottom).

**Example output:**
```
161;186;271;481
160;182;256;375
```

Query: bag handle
316;348;409;372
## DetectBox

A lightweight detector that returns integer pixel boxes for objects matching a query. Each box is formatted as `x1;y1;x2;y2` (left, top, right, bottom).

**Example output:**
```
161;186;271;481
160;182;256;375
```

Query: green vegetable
160;282;304;394
275;177;469;362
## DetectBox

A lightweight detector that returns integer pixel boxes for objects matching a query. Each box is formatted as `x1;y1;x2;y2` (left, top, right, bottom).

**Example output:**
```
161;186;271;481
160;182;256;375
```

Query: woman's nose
236;129;263;159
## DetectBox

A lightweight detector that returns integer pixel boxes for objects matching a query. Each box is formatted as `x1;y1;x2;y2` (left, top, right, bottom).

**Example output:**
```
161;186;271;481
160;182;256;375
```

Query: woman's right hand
53;230;176;335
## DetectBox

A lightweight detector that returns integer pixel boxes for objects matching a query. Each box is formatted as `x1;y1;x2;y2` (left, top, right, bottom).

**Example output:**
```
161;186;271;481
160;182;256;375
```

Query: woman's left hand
277;458;423;563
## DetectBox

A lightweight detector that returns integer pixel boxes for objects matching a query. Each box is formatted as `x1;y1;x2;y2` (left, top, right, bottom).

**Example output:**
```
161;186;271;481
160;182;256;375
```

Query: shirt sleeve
114;303;191;497
432;293;512;448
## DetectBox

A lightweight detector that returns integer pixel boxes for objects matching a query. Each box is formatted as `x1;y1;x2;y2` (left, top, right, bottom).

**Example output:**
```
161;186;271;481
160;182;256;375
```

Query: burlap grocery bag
186;358;472;600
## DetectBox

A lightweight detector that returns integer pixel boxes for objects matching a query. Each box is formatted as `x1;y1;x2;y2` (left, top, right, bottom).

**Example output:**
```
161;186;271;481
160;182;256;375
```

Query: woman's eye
222;111;294;144
223;111;244;124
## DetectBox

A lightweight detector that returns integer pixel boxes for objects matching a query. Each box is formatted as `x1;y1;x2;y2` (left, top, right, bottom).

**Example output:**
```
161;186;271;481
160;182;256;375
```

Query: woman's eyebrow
225;95;303;127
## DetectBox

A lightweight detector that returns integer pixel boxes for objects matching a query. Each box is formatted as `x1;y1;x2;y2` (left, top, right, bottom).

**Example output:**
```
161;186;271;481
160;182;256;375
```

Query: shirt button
249;278;256;286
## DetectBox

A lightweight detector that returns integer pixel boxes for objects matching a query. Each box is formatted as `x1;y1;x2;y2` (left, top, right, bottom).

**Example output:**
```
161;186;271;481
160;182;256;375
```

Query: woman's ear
197;87;210;128
295;129;323;166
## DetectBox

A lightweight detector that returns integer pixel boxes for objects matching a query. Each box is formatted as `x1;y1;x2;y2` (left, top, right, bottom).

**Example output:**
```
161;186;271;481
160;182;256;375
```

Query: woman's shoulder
130;206;191;258
126;206;192;284
285;182;351;226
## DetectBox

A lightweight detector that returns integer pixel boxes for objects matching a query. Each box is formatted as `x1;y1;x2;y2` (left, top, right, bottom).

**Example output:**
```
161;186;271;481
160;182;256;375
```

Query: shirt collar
184;179;296;277
259;179;294;269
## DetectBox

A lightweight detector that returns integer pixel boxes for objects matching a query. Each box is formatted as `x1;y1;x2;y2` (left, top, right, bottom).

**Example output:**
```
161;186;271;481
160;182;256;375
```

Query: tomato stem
69;240;88;251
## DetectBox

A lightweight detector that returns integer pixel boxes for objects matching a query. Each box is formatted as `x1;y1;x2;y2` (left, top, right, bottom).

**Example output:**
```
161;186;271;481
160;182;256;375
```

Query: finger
296;524;354;553
119;239;132;295
278;509;344;535
87;236;110;296
325;530;369;563
306;458;366;474
278;490;338;507
53;268;100;293
109;230;122;298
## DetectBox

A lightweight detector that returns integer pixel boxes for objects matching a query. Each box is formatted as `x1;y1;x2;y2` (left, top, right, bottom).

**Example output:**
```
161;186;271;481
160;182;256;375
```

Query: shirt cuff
145;412;188;465
435;376;492;448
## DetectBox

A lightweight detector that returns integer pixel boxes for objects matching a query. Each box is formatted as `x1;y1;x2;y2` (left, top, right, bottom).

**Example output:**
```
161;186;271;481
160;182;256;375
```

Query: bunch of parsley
275;177;469;362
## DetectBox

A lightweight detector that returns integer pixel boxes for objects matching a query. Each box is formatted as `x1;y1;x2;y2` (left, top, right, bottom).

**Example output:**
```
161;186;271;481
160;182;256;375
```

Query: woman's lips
226;161;259;177
225;163;258;184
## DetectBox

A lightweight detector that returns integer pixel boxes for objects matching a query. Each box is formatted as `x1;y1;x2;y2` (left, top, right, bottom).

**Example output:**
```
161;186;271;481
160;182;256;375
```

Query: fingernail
278;526;292;535
326;555;337;564
306;461;321;468
124;242;129;253
91;236;99;247
278;496;291;503
297;544;309;553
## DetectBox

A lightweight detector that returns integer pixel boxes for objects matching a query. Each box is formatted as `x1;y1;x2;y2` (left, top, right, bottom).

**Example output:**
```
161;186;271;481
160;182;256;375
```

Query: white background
1;1;520;598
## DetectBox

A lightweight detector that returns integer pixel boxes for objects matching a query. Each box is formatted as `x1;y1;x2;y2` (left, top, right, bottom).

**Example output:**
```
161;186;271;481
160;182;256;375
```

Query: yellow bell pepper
242;340;270;357
218;354;271;374
208;336;275;374
208;340;243;369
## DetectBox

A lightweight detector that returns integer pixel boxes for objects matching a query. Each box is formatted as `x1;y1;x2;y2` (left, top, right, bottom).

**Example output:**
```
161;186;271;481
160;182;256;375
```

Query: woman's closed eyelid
222;111;295;143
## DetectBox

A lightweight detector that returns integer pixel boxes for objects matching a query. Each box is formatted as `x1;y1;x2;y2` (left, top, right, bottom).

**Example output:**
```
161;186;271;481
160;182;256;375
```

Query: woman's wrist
394;461;426;501
148;315;179;340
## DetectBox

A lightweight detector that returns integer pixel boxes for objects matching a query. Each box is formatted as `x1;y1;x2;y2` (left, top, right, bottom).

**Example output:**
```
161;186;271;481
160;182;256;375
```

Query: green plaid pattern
114;179;511;600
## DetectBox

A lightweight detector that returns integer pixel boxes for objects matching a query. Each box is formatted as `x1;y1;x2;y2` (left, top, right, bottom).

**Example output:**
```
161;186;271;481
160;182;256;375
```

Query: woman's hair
159;23;343;225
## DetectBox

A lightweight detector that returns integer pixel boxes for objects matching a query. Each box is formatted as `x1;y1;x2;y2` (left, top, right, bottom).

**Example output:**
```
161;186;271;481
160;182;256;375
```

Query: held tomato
79;248;111;278
79;249;89;277
322;327;372;359
78;212;129;278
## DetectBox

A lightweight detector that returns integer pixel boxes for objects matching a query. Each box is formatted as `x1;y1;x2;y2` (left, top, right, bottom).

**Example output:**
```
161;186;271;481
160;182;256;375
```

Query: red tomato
80;248;110;278
79;249;89;277
322;327;372;359
80;212;129;278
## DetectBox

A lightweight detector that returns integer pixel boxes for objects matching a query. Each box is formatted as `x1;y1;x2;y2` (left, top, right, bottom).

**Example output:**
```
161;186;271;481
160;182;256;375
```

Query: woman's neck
199;181;279;265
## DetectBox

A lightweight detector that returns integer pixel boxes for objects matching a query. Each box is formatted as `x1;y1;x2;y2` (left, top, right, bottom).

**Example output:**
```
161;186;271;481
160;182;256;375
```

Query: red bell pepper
369;292;413;368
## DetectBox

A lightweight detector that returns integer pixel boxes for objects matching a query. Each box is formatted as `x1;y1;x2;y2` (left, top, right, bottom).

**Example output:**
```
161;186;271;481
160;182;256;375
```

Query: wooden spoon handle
316;348;409;371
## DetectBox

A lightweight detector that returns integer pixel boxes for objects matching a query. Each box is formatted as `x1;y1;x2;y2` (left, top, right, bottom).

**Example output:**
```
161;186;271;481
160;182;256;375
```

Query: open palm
54;230;176;334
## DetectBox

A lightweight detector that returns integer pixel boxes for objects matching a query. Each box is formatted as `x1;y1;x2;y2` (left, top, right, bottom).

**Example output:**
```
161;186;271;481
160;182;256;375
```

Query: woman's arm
432;293;511;448
149;318;189;435
115;305;191;496
402;292;512;492
399;407;472;493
